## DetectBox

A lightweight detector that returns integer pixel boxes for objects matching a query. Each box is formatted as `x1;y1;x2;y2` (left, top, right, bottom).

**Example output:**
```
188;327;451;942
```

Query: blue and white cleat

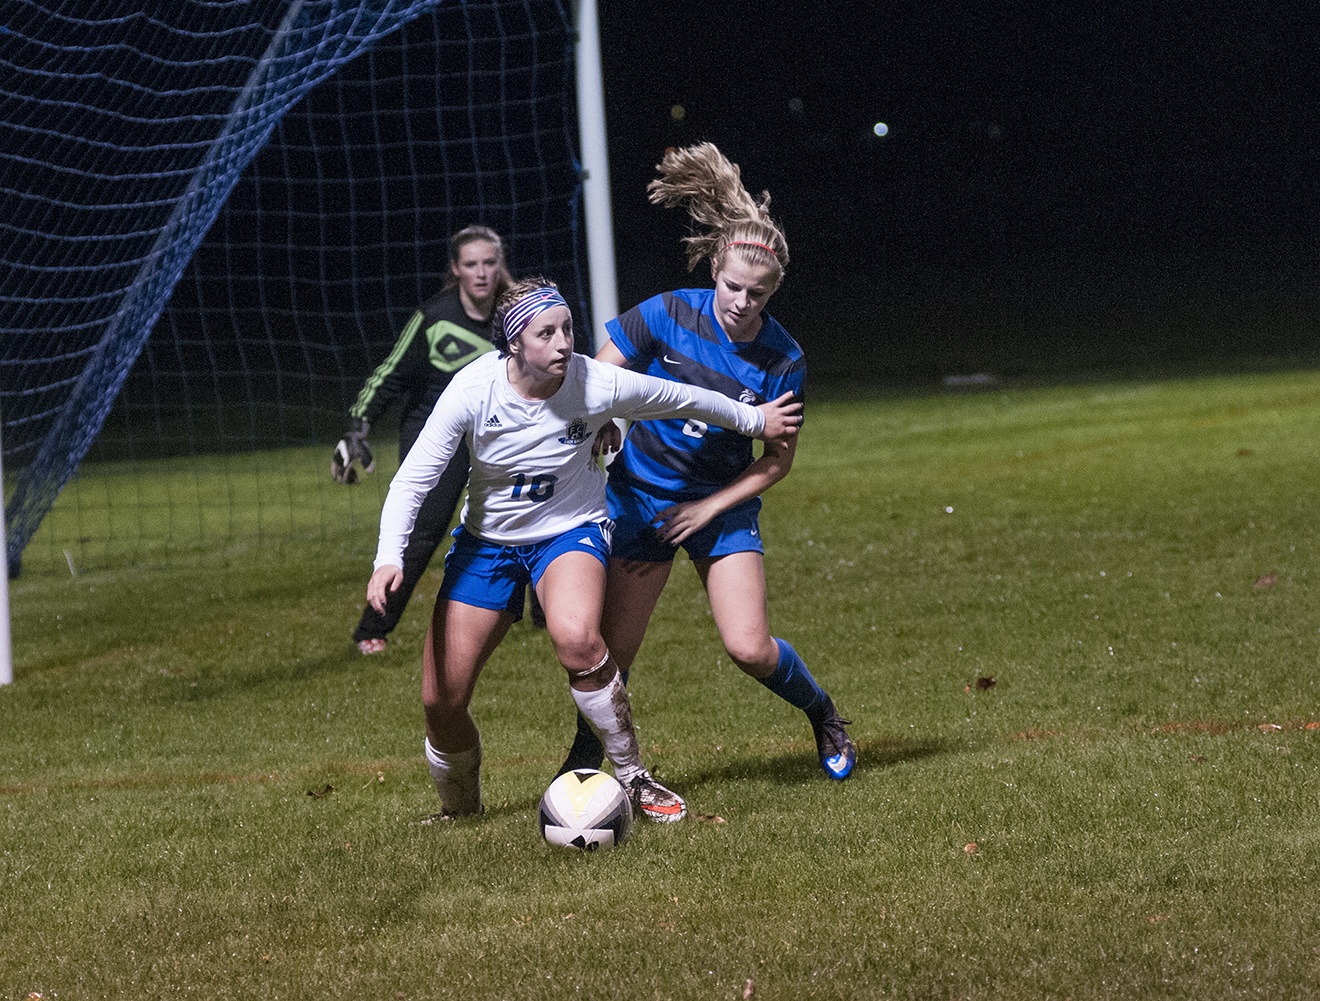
812;707;857;781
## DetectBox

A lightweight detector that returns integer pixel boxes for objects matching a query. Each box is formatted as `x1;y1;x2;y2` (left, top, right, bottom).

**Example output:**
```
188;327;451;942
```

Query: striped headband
502;287;569;343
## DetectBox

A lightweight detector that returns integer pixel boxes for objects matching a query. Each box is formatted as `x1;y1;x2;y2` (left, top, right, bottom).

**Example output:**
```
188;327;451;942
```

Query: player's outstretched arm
755;392;803;443
367;565;403;614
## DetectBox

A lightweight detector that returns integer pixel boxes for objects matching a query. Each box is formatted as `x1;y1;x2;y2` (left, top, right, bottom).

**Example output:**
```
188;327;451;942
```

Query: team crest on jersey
739;389;760;405
558;418;589;445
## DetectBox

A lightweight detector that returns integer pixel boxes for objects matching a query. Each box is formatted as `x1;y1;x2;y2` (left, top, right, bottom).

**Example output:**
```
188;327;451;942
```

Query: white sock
423;737;482;816
570;666;644;786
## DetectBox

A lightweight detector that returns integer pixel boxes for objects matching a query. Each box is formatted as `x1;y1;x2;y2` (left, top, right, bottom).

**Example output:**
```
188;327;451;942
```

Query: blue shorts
606;480;764;563
439;523;612;620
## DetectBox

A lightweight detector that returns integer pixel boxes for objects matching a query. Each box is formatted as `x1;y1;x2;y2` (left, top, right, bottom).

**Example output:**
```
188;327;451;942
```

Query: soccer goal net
0;0;587;577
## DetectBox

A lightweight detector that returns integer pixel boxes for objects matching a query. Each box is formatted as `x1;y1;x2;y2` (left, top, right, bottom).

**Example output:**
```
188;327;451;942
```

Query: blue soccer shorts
606;481;764;563
439;522;612;620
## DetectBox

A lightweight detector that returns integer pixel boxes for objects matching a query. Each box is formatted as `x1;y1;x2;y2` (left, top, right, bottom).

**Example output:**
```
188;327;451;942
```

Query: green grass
5;367;1320;999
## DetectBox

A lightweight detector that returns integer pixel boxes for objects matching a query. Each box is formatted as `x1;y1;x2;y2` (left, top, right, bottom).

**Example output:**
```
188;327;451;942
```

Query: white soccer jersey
374;351;765;566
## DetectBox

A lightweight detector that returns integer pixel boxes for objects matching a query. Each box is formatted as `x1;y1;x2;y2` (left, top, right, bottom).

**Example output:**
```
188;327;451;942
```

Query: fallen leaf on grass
975;676;996;690
306;783;335;798
1254;572;1277;589
695;814;727;825
1258;723;1282;733
1147;913;1170;924
743;979;756;999
1188;754;1206;764
963;842;979;854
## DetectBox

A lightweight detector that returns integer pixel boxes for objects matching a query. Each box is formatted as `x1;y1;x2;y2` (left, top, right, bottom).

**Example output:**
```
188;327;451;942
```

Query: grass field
5;365;1320;999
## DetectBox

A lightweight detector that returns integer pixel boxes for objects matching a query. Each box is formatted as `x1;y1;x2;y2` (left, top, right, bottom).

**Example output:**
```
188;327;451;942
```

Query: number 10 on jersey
511;473;557;502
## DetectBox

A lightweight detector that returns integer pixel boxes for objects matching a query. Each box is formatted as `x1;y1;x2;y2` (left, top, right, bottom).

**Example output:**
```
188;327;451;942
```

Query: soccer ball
538;769;633;851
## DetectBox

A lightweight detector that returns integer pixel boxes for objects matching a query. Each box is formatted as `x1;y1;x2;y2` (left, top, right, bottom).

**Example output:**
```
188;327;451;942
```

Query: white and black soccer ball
539;769;633;851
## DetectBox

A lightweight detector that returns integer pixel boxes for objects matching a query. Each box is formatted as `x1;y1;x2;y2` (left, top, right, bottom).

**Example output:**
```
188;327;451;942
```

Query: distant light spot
670;104;686;121
787;97;804;114
872;121;889;137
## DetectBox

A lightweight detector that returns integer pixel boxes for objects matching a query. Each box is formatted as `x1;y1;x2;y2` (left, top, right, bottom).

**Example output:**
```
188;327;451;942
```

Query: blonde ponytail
646;143;788;285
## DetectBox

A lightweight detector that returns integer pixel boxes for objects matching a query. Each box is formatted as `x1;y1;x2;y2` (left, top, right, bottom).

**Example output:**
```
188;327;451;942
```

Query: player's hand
331;420;375;484
652;497;718;547
367;565;402;613
755;392;802;443
592;419;623;458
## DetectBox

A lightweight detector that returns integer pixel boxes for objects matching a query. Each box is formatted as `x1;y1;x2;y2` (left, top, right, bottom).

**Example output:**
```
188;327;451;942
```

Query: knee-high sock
570;663;644;786
757;638;831;723
424;737;482;815
569;669;628;755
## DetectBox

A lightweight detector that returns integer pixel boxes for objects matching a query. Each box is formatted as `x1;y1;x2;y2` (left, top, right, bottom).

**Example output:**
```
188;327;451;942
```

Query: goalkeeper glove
331;418;375;484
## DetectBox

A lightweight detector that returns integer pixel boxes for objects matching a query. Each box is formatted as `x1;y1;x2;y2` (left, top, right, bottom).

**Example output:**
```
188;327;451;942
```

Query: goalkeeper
333;225;525;654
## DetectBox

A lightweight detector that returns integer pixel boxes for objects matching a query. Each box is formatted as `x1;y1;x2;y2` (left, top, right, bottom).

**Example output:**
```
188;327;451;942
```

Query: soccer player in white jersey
367;277;803;823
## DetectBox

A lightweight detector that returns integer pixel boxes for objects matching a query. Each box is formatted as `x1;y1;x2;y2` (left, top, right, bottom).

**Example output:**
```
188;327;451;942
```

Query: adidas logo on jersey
485;415;502;428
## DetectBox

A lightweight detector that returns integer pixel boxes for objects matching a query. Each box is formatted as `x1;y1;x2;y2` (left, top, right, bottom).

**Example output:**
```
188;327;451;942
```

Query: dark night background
85;0;1319;473
596;2;1315;383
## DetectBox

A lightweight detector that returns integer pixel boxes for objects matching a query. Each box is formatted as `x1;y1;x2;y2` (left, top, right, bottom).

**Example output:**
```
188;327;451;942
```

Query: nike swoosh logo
663;354;680;364
639;800;685;818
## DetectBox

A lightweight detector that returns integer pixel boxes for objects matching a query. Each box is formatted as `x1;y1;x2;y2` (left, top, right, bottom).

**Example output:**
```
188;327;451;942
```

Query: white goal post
574;0;619;352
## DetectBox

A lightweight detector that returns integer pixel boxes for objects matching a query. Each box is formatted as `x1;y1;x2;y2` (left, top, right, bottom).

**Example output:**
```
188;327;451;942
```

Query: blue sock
757;639;830;724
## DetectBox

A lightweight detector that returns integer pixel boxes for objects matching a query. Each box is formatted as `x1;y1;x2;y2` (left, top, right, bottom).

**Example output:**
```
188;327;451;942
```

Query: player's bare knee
550;628;605;675
724;637;776;675
422;692;470;721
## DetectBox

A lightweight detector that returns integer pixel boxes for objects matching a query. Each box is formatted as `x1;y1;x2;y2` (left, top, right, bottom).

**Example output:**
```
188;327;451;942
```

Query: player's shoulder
623;289;708;324
664;288;715;326
579;353;652;404
645;289;717;347
668;287;714;309
757;311;804;361
437;353;503;419
737;311;805;389
577;352;619;388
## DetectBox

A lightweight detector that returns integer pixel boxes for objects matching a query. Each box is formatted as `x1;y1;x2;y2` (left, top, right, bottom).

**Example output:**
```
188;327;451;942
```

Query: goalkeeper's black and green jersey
350;287;496;441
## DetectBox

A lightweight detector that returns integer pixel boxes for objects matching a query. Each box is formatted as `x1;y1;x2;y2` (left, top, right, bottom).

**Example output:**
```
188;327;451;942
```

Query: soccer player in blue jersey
559;143;857;782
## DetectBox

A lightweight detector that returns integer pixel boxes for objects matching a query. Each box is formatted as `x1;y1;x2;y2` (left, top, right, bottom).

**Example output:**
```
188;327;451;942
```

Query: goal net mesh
0;0;585;576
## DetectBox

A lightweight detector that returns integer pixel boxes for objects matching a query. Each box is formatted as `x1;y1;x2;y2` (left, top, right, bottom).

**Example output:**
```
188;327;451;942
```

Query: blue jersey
606;289;806;501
